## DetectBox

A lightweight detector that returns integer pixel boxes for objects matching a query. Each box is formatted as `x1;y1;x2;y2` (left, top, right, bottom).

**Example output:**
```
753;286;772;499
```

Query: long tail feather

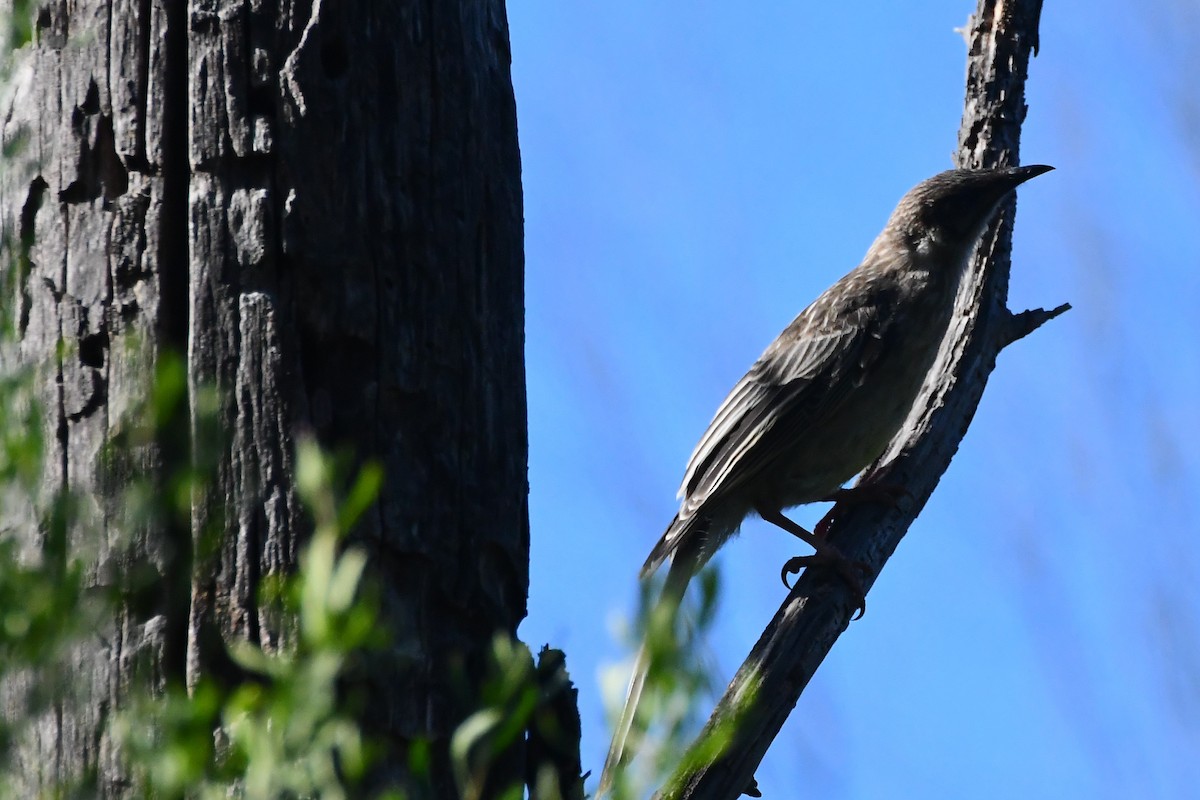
596;549;696;797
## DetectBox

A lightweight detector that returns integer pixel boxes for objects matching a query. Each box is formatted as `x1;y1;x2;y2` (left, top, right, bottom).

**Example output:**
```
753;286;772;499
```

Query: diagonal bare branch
656;2;1055;798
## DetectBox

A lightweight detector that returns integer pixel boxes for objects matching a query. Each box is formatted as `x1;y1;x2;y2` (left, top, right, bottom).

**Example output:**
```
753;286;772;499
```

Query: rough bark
658;2;1063;798
0;2;185;795
1;1;528;797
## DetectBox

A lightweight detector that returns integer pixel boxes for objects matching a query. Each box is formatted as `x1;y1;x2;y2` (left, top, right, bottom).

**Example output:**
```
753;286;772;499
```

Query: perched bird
598;164;1052;795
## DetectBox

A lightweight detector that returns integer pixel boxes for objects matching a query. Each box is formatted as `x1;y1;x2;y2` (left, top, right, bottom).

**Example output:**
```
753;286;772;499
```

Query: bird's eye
926;196;974;239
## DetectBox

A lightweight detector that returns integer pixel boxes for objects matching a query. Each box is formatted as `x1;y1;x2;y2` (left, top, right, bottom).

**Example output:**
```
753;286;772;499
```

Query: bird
597;164;1053;796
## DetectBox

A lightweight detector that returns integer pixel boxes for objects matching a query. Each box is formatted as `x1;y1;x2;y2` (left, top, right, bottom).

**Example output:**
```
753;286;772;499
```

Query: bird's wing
677;307;880;518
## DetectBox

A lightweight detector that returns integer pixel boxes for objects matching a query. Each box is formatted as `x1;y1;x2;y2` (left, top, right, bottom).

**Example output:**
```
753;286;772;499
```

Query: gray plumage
598;165;1052;796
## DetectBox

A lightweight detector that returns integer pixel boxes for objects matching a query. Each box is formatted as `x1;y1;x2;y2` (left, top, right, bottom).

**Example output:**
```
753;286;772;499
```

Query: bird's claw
780;549;870;620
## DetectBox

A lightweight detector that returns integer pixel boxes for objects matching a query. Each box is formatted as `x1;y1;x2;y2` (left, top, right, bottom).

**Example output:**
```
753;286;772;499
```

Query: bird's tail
596;548;696;797
641;512;700;579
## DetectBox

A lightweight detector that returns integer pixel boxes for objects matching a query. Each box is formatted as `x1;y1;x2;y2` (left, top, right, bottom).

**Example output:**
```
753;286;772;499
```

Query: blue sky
509;2;1200;797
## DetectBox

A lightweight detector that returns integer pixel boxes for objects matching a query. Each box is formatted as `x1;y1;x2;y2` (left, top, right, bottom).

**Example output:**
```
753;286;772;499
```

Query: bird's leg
756;505;869;619
756;505;826;551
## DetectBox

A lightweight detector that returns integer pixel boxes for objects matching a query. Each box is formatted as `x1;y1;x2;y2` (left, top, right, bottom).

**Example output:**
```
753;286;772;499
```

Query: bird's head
883;165;1053;261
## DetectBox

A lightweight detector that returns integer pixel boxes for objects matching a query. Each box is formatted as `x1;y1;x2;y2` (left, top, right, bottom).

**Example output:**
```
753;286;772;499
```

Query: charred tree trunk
0;2;528;797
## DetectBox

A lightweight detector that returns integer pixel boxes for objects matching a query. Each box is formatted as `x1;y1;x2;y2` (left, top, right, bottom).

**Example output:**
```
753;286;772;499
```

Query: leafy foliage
600;567;726;800
114;444;389;800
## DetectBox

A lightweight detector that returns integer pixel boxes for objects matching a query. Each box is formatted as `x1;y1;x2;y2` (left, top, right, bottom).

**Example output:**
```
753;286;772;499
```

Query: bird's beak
979;164;1052;210
1005;163;1054;187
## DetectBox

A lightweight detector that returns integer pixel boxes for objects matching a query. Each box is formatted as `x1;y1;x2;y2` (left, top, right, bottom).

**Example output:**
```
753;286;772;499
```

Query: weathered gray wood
0;0;178;795
3;1;528;797
656;2;1060;798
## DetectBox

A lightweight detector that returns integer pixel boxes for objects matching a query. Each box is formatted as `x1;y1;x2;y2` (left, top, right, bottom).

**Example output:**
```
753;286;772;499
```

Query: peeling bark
0;1;182;794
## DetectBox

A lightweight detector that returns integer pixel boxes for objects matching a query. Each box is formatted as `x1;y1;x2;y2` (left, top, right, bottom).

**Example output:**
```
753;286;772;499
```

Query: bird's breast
771;280;958;507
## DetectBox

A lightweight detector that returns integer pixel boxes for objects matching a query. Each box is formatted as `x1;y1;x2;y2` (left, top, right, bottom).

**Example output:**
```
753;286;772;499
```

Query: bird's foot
780;547;870;620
